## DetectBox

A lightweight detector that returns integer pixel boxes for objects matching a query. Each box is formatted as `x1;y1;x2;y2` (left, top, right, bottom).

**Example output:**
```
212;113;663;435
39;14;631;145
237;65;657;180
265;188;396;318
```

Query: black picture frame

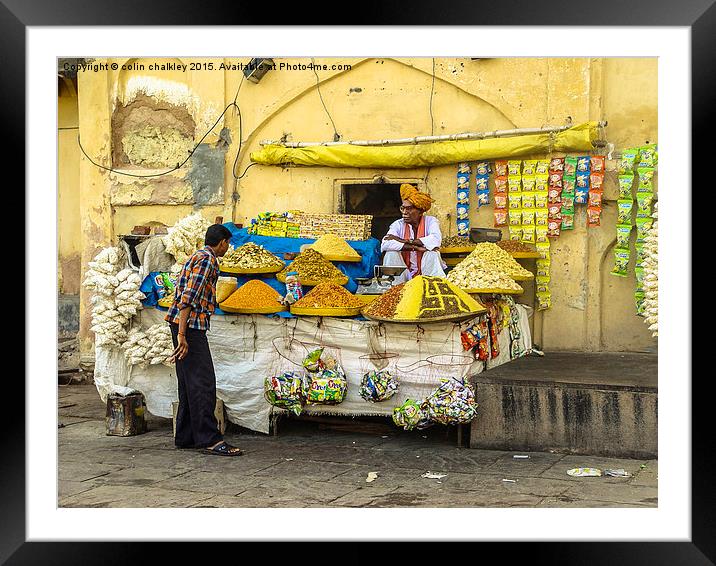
12;0;707;562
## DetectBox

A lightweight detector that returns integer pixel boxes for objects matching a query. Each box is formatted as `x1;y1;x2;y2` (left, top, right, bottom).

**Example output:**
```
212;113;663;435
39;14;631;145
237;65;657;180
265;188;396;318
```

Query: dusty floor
58;383;658;508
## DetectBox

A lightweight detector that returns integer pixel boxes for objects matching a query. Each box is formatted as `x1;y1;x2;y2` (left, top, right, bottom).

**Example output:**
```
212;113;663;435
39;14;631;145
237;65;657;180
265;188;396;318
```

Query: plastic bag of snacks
392;399;430;431
264;372;304;416
359;353;400;402
301;347;348;405
422;377;478;425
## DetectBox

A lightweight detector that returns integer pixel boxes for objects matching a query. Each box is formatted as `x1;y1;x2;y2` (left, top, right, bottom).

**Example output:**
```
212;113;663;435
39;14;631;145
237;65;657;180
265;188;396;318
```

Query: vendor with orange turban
381;183;446;281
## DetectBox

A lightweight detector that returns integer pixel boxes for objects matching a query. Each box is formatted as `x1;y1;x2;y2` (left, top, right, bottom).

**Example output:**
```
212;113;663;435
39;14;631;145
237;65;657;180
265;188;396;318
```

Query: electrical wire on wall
312;57;341;142
429;57;436;136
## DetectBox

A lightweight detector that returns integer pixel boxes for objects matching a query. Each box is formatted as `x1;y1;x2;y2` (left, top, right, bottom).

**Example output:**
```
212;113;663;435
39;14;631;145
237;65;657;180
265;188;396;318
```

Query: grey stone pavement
58;383;658;508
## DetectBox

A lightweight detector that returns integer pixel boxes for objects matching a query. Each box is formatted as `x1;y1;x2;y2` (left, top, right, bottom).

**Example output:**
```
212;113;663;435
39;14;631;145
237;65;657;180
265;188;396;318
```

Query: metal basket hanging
358;352;402;403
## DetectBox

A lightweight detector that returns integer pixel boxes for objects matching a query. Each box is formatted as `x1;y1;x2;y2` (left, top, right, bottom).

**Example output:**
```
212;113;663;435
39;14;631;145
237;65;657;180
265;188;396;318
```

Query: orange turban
399;183;434;212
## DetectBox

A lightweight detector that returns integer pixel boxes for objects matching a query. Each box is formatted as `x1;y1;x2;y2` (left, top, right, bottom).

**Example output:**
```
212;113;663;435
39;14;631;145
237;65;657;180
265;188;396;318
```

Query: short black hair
205;224;232;246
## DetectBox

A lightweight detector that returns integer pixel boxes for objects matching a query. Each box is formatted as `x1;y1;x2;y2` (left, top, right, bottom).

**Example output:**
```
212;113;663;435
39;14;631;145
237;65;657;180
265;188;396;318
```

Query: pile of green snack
264;372;304;415
301;348;347;405
360;370;399;402
392;377;478;430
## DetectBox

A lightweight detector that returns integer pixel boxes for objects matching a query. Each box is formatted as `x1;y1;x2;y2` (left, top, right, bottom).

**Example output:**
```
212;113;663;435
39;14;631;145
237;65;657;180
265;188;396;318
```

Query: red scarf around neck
401;216;426;276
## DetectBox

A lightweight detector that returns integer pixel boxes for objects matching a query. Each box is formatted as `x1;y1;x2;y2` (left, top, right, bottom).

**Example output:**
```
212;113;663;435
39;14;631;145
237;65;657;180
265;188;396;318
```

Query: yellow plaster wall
70;57;658;357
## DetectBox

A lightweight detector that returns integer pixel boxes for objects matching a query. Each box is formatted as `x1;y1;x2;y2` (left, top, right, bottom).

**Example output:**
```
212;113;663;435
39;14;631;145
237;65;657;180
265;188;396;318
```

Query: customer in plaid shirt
166;224;242;457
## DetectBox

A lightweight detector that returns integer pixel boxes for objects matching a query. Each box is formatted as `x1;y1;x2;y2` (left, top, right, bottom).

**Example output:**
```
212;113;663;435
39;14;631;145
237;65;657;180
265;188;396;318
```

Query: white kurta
380;216;445;278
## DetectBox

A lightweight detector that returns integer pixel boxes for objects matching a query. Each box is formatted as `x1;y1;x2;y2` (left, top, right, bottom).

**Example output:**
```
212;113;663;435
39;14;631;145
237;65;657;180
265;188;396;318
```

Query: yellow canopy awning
250;122;600;169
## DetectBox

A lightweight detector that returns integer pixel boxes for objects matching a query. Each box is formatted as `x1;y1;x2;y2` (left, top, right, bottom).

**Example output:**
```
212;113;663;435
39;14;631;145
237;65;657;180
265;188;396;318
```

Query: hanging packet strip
611;249;630;277
548;172;563;189
457;162;471;236
616;224;632;249
457;220;469;238
548;202;562;220
476;162;491;208
637;167;655;192
617;199;634;224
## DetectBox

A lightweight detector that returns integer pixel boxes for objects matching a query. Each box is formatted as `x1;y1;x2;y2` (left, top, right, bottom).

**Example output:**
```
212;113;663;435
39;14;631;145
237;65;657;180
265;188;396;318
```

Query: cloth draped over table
250;122;599;169
93;306;533;434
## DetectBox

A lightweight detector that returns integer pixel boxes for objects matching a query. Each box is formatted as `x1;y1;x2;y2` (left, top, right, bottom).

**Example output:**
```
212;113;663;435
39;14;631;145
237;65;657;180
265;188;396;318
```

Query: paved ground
58;383;658;508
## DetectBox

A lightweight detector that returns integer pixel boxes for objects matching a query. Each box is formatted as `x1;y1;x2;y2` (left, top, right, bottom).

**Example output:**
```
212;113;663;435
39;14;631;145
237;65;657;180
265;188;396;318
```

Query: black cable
430;57;436;136
236;162;259;180
78;101;238;178
311;58;340;141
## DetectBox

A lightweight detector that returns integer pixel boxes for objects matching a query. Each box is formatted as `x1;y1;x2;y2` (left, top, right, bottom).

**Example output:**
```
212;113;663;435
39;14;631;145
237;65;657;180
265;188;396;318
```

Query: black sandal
204;441;243;457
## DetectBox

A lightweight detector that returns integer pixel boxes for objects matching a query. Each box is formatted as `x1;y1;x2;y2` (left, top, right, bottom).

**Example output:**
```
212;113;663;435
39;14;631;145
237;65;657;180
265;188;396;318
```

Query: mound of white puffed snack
82;247;145;347
121;323;175;367
642;202;658;337
163;212;212;273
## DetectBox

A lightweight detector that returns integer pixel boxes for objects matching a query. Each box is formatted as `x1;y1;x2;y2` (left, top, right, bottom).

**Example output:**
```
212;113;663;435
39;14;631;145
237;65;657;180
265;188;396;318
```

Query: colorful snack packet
508;193;522;210
475;161;490;176
458;162;471;174
494;210;508;227
536;291;551;310
617;199;634;224
590;155;606;172
561;194;575;210
509;227;522;241
547;219;561;238
521;192;536;209
457;220;469;237
521;210;535;225
618;149;638;174
618;173;635;199
588;189;603;208
536;225;549;243
536;160;550;175
548;187;562;204
535;174;549;192
635;291;646;316
521;225;536;244
590;172;605;191
636;193;654;218
494;194;508;209
616;224;632;249
535;275;550;294
508;160;522;176
456;205;469;220
457;173;470;189
494;160;508;177
494;176;508;194
563;176;576;193
576;171;590;189
548;203;562;219
637;167;655;192
535;208;549;226
575;186;589;205
549;157;565;172
635;267;645;292
535;191;549;209
476;189;490;208
576;156;591;172
561;210;574;230
536;259;551;277
635;243;646;265
521;175;536;192
636;217;654;244
564;156;578;177
522;160;538;176
549;172;563;188
457;189;469;204
476;175;489;191
509;209;522;226
587;206;602;227
637;145;658;168
508;175;522;192
536;241;551;260
611;249;630;277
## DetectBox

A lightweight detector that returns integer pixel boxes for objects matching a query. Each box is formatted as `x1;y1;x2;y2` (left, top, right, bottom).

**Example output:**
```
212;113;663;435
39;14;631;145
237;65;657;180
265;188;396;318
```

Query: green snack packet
636;217;654;244
637;167;655;192
618;174;635;199
635;243;646;265
302;348;324;372
617;199;634;224
616;224;632;249
637;145;658;168
392;399;428;431
611;249;630;277
635;267;645;293
636;193;654;218
561;210;575;230
564;156;578;177
161;273;175;293
635;291;646;316
618;149;639;174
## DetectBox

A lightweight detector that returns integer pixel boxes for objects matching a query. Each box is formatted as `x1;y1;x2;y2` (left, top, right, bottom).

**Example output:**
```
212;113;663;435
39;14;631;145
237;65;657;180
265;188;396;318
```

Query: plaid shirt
165;247;219;331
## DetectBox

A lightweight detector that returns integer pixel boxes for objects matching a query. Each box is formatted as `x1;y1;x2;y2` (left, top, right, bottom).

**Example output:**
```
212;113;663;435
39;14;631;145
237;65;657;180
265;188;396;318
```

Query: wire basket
264;338;309;415
358;352;401;403
421;354;478;425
